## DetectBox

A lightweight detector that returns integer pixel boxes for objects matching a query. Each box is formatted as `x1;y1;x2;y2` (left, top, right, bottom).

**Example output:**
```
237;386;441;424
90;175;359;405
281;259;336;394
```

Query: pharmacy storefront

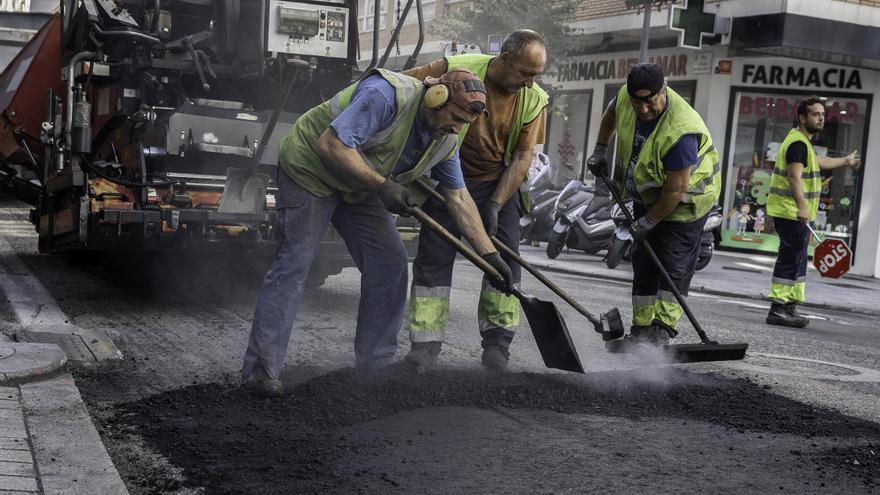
543;49;701;182
719;59;872;257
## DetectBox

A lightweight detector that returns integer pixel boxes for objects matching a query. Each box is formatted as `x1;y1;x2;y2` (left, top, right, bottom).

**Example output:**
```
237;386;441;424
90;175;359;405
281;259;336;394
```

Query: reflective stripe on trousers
769;217;809;304
631;205;706;329
407;180;521;348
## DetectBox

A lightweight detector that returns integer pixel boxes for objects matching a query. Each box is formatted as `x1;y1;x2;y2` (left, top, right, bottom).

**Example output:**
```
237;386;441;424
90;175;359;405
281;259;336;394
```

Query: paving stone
0;424;27;440
0;412;21;422
0;476;36;492
0;451;31;464
0;462;33;477
0;440;28;451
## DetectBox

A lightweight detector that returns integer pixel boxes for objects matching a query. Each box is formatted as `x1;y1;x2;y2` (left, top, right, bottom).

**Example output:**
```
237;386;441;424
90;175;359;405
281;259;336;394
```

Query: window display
721;90;868;254
545;90;592;182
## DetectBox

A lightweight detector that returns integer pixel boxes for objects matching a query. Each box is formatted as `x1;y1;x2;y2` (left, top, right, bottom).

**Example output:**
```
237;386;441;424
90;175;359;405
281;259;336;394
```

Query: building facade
365;0;880;278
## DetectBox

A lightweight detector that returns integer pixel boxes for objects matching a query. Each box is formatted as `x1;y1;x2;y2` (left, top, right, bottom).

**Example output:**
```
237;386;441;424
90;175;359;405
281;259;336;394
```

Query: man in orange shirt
403;30;549;372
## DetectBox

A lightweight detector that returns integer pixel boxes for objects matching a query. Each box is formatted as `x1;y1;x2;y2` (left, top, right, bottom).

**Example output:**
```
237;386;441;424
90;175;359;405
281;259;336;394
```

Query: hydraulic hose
92;24;161;44
79;154;177;188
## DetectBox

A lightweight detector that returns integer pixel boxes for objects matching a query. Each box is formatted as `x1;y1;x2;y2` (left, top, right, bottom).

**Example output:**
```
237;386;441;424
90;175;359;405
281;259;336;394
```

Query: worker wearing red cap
241;68;513;397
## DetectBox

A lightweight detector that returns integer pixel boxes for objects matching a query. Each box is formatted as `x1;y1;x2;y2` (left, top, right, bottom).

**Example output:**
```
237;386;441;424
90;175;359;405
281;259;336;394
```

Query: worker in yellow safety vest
587;63;720;345
401;30;549;372
765;96;860;327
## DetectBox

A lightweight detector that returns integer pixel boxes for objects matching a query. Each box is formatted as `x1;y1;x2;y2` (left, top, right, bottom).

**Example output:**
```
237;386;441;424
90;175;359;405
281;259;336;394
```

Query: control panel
266;0;350;59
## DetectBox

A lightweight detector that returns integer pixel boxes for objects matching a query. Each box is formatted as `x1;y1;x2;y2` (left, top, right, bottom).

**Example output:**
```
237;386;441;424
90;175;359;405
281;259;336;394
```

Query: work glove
587;144;609;178
629;214;659;241
377;179;415;216
479;201;502;236
482;252;514;295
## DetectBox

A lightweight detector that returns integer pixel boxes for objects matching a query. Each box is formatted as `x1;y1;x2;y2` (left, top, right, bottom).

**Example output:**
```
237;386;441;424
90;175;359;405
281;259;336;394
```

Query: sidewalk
0;339;128;494
518;244;880;316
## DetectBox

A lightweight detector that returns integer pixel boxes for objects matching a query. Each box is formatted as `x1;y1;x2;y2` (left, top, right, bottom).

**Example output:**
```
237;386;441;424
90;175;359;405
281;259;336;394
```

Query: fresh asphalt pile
81;365;879;494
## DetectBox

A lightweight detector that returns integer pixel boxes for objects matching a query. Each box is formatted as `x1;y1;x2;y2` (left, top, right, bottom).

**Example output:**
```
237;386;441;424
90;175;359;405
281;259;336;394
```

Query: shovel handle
408;206;522;300
598;173;716;345
414;183;603;326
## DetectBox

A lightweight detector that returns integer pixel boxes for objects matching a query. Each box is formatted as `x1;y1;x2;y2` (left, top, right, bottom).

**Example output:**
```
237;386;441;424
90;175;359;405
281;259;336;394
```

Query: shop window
599;80;697;179
544;90;593;183
720;89;868;254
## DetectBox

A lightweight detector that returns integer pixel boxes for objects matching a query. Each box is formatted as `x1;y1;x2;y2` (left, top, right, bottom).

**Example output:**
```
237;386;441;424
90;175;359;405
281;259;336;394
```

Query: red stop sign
813;238;852;278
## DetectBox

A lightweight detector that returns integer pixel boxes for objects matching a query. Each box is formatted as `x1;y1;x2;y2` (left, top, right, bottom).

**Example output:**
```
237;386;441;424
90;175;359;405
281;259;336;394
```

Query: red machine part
0;14;63;166
813;238;852;279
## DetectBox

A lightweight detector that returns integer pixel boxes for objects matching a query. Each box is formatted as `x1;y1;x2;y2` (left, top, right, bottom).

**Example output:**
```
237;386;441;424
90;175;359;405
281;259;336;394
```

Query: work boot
481;345;509;372
766;302;809;328
650;319;678;344
243;364;283;398
404;342;441;374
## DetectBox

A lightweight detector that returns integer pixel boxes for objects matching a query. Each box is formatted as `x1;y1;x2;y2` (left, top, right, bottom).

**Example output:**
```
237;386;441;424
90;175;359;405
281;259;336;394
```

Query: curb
0;343;68;384
524;259;880;317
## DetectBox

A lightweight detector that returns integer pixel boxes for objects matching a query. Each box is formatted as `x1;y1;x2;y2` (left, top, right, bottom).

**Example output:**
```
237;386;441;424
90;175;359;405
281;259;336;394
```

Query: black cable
79;153;177;187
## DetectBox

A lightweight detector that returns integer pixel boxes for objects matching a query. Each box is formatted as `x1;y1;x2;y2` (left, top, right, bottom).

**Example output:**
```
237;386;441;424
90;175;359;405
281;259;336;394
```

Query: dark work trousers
407;180;522;350
631;203;708;328
769;217;810;304
241;168;409;383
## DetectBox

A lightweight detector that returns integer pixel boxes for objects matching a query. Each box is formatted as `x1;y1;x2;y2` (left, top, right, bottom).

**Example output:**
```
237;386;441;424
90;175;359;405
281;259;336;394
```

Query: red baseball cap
424;69;487;118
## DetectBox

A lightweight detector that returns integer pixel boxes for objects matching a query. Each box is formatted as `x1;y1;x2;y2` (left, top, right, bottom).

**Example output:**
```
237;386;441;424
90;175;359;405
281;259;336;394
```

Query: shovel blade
663;342;749;363
219;167;269;214
520;295;584;373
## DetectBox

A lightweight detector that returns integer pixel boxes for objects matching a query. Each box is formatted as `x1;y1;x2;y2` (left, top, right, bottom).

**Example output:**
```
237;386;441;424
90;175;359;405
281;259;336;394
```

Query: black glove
629;214;659;241
587;144;609;178
479;201;502;236
482;252;514;294
377;179;415;216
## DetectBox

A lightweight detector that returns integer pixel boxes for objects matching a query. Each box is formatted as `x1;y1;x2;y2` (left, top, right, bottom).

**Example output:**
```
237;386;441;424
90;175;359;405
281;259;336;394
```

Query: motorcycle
545;179;614;259
520;156;561;244
604;204;723;271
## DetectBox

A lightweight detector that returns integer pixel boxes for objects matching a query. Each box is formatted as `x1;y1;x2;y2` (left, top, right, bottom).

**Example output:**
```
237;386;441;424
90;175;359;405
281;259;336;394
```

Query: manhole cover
14;331;96;362
747;354;859;377
724;352;880;383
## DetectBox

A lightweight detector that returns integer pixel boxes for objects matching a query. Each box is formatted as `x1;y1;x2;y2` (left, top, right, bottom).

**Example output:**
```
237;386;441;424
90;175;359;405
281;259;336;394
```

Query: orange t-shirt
404;58;547;182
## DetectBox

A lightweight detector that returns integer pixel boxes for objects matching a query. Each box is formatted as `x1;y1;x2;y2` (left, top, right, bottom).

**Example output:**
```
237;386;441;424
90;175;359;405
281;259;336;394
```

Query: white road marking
0;236;71;329
0;215;122;360
719;299;767;310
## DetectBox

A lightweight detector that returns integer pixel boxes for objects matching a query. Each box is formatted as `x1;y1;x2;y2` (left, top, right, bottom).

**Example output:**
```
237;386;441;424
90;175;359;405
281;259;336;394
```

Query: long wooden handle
414;183;601;325
408;206;522;300
597;173;715;344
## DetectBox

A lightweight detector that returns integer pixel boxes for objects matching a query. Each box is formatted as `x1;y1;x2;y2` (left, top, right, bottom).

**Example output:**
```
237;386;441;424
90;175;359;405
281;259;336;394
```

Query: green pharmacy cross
668;0;717;49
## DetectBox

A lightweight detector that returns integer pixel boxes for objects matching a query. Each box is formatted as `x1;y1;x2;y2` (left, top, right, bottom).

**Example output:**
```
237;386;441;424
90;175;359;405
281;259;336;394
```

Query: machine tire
695;242;713;271
605;237;629;269
546;230;567;259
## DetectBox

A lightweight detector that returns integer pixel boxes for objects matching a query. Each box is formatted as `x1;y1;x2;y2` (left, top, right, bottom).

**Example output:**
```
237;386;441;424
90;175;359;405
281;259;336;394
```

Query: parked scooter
520;163;559;244
545;179;614;259
605;204;723;270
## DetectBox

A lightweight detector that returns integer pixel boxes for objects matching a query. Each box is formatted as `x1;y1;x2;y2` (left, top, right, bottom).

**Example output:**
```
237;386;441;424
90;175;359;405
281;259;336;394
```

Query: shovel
408;205;584;373
416;183;625;342
596;173;748;363
220;59;310;214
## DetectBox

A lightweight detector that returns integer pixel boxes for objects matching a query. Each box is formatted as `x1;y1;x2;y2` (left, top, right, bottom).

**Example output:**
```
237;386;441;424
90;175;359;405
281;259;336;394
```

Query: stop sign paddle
807;224;852;279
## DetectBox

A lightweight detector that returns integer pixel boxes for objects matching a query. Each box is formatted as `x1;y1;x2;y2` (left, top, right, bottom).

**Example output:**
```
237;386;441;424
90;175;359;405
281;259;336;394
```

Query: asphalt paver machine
0;0;421;283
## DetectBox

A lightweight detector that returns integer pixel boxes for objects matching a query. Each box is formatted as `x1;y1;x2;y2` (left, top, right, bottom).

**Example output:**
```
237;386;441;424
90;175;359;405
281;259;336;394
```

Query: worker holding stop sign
765;96;861;328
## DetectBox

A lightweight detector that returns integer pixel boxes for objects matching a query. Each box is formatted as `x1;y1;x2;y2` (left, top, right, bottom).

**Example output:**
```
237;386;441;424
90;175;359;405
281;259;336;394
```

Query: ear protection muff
423;83;449;109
